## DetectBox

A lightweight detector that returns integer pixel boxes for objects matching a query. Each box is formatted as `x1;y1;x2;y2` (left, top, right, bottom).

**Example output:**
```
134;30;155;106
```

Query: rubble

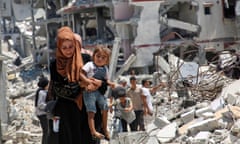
1;41;240;144
1;54;240;144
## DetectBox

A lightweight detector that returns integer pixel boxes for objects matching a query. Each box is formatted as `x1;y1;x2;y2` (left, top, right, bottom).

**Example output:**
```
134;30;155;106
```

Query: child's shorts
83;90;108;113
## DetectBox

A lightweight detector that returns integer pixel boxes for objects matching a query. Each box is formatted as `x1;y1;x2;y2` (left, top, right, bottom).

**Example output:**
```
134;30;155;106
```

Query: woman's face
94;51;108;66
60;40;75;58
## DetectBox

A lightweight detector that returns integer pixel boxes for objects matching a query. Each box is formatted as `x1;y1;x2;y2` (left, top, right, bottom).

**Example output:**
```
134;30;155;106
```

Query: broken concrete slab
210;97;225;112
180;109;195;124
221;80;240;106
157;122;178;143
195;106;213;118
153;116;170;129
118;131;148;144
188;118;219;136
193;131;212;144
145;136;159;144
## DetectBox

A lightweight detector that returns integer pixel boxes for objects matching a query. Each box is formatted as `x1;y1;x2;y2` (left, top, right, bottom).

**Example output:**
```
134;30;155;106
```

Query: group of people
109;76;165;132
34;26;165;144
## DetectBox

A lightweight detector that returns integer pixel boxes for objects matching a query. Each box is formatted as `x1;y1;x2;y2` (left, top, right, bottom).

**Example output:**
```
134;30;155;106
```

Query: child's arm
124;99;133;112
80;62;100;91
107;80;115;89
79;71;92;87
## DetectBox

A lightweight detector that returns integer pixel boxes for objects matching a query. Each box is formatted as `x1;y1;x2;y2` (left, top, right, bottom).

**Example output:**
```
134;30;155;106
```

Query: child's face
60;40;75;58
93;51;108;67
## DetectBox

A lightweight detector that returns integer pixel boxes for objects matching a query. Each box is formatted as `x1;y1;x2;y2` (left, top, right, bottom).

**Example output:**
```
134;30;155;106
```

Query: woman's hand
85;78;102;91
79;78;93;88
90;78;102;88
86;83;97;91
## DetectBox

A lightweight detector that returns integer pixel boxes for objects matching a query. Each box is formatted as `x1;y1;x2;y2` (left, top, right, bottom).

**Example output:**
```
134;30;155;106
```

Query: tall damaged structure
158;0;240;64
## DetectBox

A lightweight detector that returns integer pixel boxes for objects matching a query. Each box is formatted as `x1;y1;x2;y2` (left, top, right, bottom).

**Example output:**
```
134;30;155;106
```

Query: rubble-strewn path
3;62;240;144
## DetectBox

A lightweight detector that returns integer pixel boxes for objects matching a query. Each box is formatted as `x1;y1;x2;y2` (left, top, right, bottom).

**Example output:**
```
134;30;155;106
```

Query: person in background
142;78;167;114
126;76;148;131
118;78;129;89
109;78;129;113
141;79;154;116
46;26;101;144
35;76;49;144
141;78;166;125
82;45;115;140
129;69;136;76
109;87;135;132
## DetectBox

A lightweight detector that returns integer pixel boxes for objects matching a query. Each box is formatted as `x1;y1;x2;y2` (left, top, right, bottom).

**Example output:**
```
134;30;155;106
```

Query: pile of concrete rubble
2;58;47;144
2;52;240;144
111;76;240;144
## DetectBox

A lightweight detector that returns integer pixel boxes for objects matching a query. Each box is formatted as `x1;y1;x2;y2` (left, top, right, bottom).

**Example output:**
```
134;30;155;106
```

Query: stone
157;122;178;143
180;109;195;124
153;116;170;129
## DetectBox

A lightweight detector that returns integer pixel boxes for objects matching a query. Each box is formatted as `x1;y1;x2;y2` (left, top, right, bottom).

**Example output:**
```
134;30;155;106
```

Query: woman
47;26;102;144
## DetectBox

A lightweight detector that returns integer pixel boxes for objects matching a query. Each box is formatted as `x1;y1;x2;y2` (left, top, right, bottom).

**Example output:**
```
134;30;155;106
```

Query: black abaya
47;60;102;144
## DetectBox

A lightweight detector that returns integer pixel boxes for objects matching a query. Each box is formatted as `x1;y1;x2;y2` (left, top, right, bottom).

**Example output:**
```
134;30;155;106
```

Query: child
82;45;115;140
35;76;49;144
110;86;135;132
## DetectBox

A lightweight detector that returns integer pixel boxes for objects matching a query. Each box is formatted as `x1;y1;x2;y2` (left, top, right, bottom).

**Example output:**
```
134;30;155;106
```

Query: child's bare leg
88;112;104;139
102;110;110;140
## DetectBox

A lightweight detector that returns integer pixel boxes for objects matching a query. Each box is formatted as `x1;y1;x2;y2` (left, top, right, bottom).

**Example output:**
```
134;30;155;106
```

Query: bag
121;110;136;124
52;81;80;100
44;100;57;119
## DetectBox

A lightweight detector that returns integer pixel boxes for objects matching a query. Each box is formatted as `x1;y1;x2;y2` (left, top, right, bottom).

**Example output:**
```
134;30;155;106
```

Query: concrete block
146;123;160;137
226;93;237;105
196;102;210;109
118;131;147;144
153;116;170;129
222;134;238;144
217;118;228;129
210;97;224;112
202;112;214;119
4;140;14;144
221;80;240;106
193;131;211;143
195;106;213;118
188;118;219;136
110;139;120;144
180;109;195;124
157;122;178;143
231;119;240;137
145;137;159;144
214;129;228;135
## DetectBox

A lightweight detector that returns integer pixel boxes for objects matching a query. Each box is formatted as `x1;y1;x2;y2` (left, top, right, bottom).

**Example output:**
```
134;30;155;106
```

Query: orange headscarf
74;33;93;56
56;26;83;82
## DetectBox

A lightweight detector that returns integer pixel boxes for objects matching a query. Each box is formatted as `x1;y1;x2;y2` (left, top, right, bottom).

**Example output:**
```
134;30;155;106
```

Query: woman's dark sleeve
46;60;57;102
